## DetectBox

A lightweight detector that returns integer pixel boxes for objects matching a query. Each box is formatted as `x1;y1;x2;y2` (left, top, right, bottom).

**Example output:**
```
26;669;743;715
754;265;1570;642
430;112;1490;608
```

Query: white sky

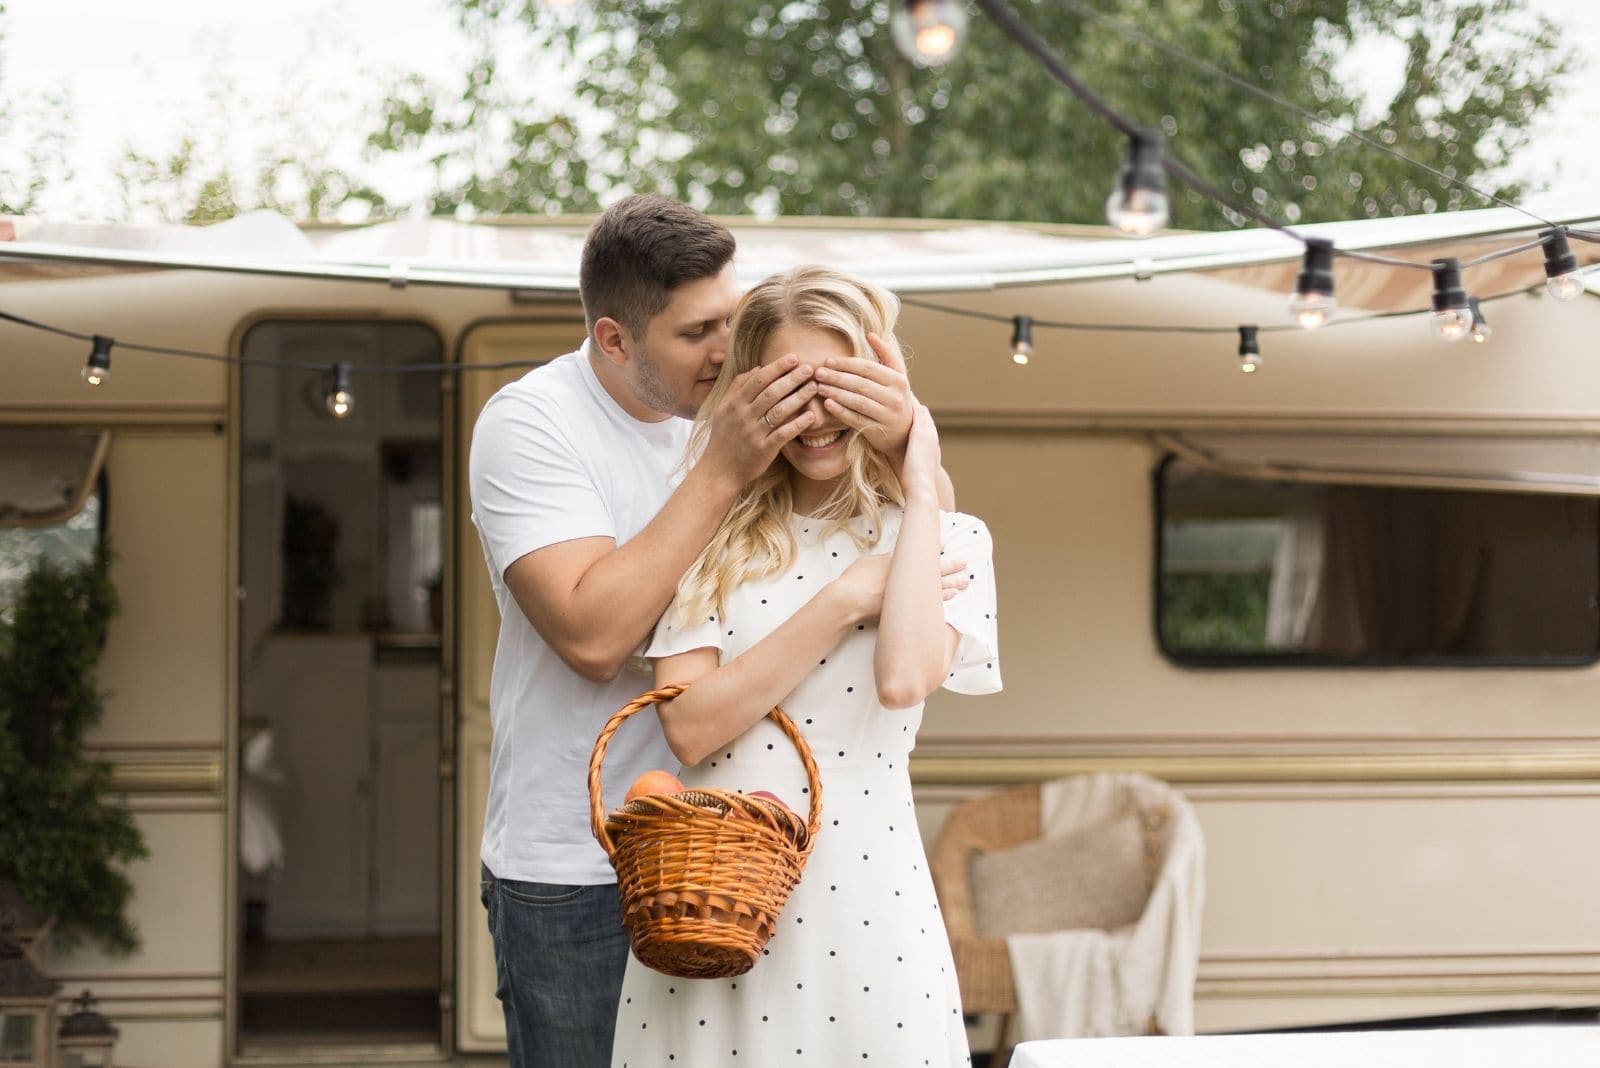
1;0;1596;222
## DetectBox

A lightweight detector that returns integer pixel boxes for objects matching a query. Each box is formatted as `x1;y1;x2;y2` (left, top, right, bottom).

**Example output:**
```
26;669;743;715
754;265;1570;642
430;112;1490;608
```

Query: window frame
1151;452;1600;670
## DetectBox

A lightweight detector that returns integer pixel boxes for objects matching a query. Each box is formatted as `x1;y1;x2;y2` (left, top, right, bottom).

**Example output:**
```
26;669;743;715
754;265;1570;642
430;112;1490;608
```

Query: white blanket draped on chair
1006;772;1205;1042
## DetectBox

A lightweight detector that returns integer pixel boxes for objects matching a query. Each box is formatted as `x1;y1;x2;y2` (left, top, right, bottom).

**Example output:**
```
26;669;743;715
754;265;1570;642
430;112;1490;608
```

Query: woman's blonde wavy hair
674;264;906;623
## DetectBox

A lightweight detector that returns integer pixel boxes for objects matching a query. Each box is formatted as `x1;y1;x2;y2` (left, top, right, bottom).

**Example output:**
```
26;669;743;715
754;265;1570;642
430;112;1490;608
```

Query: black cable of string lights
1051;0;1559;232
0;0;1596;380
0;307;547;375
901;281;1544;336
970;0;1595;273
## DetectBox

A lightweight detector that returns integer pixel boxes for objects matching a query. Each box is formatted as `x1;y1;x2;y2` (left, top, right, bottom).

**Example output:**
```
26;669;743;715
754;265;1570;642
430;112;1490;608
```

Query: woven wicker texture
928;782;1042;1014
589;685;823;979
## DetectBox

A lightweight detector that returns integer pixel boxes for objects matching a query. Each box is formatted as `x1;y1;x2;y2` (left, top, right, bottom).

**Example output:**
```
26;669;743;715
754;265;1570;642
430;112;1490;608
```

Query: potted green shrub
0;548;147;955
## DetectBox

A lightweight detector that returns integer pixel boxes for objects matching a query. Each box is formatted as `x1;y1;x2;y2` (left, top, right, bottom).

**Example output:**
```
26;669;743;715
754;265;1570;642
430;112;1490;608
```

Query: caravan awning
0;198;1596;309
1160;430;1600;496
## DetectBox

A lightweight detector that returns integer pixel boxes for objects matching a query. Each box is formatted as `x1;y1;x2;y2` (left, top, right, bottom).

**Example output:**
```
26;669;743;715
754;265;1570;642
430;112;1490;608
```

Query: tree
406;0;1570;226
0;548;148;955
365;3;602;217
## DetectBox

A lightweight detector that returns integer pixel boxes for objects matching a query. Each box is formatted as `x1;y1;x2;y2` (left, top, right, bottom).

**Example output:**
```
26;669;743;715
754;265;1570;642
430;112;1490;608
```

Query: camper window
0;428;108;619
1156;456;1600;666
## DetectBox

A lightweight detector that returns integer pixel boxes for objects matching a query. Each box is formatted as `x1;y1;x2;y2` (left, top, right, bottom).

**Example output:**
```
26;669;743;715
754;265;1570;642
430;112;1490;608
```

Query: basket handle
588;684;824;860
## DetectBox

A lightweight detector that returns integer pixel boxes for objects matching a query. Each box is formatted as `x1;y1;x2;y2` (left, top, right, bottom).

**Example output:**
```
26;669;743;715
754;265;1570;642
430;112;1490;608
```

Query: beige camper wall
93;434;229;745
1;273;229;406
38;810;227;1068
892;275;1600;418
921;432;1600;737
913;428;1600;1030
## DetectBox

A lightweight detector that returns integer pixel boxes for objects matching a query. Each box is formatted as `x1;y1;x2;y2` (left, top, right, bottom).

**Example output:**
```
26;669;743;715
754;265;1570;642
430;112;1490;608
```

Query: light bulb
1429;258;1472;343
1237;325;1261;373
324;362;356;418
1431;308;1473;342
1541;228;1584;301
1009;315;1034;366
890;0;968;67
1289;239;1336;330
1468;298;1491;344
1106;188;1169;237
1105;130;1169;237
81;335;113;386
1547;272;1585;301
1288;292;1335;330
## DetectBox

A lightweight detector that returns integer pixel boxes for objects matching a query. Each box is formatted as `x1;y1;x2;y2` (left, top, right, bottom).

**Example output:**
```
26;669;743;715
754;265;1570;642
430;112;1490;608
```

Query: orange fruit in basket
624;769;686;805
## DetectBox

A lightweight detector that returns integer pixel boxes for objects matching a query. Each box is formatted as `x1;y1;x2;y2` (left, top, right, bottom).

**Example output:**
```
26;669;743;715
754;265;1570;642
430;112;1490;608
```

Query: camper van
2;203;1598;1066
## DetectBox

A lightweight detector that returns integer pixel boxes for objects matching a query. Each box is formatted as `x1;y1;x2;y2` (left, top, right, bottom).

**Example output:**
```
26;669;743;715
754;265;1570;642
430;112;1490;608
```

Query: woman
610;265;1000;1067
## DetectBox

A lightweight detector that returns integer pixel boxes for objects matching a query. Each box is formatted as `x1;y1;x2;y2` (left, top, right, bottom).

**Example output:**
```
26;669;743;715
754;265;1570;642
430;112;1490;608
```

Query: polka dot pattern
615;509;999;1066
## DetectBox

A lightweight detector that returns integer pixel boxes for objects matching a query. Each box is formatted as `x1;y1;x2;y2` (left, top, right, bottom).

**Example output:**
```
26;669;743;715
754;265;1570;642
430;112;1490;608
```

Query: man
469;195;952;1068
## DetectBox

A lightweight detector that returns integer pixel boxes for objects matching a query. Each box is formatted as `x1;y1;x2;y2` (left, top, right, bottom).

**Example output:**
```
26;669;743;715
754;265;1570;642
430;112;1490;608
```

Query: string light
1468;298;1492;344
1541;228;1585;301
81;335;113;386
1237;325;1261;373
891;0;968;66
1009;315;1034;365
324;362;355;418
1287;239;1337;330
1105;129;1169;237
1429;259;1474;342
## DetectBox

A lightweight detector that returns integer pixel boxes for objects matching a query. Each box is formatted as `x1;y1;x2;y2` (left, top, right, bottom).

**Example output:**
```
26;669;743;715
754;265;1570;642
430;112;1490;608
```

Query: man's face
628;263;741;419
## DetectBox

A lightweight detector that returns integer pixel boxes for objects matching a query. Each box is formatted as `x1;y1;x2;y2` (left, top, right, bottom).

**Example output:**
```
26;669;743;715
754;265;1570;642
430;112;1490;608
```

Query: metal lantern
0;917;60;1068
57;990;119;1068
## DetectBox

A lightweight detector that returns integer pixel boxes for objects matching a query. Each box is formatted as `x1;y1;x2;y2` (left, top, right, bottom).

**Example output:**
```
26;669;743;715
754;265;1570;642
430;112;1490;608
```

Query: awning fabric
0;428;110;525
1160;431;1600;496
0;198;1596;305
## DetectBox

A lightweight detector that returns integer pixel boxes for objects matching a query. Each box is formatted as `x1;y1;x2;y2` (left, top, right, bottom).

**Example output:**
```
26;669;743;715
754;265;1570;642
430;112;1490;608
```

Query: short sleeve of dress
645;596;728;663
940;511;1002;695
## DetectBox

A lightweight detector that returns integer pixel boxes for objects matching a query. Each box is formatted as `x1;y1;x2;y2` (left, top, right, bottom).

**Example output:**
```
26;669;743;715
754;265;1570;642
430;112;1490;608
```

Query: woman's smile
797;428;845;450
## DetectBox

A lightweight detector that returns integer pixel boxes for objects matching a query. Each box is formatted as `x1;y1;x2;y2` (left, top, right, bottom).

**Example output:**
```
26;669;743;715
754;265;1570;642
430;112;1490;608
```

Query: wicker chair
930;776;1200;1064
930;783;1039;1059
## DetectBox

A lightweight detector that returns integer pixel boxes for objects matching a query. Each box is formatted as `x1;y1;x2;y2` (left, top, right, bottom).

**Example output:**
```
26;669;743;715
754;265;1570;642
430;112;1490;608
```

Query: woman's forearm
874;498;951;708
656;585;860;765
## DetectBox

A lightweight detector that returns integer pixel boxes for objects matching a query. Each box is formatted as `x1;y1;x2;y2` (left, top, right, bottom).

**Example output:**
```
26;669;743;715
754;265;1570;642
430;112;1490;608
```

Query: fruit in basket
749;790;789;810
624;769;686;804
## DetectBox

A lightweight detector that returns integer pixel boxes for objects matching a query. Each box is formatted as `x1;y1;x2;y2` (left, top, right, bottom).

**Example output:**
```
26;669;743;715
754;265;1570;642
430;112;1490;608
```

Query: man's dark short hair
580;195;737;339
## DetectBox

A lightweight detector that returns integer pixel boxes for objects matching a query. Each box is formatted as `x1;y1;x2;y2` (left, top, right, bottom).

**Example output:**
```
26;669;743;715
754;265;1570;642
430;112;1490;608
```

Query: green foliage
0;547;148;955
1161;570;1271;652
0;90;76;217
420;0;1570;225
365;4;602;217
0;0;1572;225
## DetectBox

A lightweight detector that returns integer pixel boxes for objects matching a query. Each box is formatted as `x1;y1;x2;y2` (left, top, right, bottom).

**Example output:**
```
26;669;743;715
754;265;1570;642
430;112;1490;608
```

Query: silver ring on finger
762;412;774;430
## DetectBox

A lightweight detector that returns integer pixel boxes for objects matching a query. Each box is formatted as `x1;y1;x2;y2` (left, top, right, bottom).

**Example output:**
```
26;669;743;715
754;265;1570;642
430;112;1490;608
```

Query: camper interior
234;321;446;1047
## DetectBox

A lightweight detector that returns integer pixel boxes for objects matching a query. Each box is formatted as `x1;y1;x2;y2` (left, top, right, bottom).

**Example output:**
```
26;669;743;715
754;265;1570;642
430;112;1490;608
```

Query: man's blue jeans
481;864;630;1068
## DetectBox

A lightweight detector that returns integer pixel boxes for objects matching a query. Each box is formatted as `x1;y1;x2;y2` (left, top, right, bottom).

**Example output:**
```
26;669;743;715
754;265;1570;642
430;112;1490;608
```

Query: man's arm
501;356;819;683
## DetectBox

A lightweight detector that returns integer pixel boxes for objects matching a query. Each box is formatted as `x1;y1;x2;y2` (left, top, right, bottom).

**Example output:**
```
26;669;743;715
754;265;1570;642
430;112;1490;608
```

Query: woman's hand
899;402;942;505
700;355;818;489
828;546;970;626
829;553;895;626
814;332;914;458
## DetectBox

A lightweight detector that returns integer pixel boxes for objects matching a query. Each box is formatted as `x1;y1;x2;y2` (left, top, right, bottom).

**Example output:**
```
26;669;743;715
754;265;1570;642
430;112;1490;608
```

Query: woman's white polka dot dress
610;508;1002;1068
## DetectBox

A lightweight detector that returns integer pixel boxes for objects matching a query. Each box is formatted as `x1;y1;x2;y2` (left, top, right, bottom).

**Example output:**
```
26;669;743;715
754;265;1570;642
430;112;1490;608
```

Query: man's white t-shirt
469;343;685;885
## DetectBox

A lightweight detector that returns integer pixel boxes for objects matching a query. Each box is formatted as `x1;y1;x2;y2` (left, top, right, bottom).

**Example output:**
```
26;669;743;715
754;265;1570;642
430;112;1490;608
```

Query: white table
1008;1026;1600;1067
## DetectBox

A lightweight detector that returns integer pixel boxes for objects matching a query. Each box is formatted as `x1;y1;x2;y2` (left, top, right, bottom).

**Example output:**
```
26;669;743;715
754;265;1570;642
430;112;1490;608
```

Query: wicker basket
588;685;823;979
